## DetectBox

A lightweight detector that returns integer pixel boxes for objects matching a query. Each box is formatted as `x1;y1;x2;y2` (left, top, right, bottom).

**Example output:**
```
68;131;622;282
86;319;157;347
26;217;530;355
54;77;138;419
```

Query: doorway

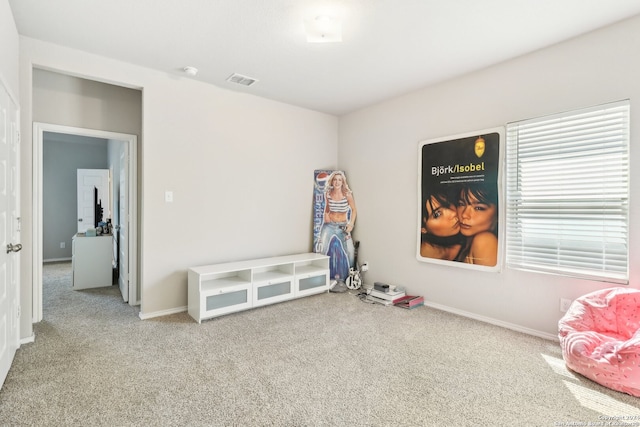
32;123;139;322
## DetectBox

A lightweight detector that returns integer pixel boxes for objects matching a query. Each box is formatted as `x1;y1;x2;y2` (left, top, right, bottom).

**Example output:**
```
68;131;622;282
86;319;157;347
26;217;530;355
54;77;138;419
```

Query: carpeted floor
0;262;639;426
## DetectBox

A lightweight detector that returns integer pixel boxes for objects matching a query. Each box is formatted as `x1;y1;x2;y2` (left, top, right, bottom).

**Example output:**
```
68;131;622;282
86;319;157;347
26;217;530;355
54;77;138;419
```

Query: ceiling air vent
226;73;258;87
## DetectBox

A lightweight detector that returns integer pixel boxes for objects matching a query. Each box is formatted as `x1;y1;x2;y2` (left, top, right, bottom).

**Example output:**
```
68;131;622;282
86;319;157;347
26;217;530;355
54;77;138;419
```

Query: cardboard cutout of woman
313;170;357;281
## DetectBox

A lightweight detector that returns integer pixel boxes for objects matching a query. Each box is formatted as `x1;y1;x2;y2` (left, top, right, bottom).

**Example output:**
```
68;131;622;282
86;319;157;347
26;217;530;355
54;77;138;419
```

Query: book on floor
393;295;424;309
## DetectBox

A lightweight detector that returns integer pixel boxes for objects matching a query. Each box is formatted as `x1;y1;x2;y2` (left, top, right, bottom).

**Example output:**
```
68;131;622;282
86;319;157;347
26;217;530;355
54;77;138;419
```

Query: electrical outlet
361;262;369;272
60;242;65;249
560;298;572;313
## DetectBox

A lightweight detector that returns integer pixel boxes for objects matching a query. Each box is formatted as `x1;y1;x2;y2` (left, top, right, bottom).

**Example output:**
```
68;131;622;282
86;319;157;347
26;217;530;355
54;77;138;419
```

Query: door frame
32;123;138;321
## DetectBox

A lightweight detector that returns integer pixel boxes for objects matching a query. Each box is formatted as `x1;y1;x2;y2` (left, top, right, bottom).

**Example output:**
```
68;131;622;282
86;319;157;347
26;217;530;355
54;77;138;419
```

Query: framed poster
313;170;357;281
417;128;503;271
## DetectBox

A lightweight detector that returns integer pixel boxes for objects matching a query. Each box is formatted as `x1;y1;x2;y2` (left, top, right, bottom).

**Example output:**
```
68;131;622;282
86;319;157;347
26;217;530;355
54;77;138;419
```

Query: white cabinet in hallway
72;233;113;290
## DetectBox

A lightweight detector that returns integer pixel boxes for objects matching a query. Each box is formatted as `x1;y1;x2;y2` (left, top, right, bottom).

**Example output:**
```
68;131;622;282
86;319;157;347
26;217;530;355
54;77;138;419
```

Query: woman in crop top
317;171;357;279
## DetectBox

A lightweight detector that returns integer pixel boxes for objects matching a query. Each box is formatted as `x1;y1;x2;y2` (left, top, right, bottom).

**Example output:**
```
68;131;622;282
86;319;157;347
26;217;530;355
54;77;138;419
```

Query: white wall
32;68;142;135
0;0;19;98
18;37;338;335
338;14;640;339
139;73;338;314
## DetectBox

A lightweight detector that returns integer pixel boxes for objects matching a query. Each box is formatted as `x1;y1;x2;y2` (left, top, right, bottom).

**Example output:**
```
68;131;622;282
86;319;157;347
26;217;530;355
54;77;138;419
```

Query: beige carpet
0;262;639;426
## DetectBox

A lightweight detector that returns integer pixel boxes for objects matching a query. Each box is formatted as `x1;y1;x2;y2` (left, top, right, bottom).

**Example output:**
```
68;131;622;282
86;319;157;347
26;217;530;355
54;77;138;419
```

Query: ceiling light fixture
304;15;342;43
183;66;198;76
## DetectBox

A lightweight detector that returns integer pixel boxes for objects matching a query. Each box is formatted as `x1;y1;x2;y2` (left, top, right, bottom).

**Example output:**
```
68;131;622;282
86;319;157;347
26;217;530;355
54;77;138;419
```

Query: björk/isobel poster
417;128;503;271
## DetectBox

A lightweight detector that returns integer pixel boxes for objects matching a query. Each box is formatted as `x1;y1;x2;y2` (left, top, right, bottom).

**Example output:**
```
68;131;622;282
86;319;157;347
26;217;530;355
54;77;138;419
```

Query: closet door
77;168;109;232
0;81;20;390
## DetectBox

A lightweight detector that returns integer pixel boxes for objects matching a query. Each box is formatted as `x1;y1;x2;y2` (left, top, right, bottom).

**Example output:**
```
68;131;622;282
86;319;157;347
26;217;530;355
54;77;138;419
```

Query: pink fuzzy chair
558;287;640;397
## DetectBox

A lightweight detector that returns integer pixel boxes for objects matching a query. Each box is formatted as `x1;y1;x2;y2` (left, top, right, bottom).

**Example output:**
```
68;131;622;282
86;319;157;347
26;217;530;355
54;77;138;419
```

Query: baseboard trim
20;334;35;345
423;301;559;342
43;257;72;263
138;306;187;320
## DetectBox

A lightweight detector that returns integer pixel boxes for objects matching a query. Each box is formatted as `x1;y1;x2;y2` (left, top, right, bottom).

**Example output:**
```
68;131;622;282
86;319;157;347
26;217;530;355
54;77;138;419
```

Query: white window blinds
505;101;629;283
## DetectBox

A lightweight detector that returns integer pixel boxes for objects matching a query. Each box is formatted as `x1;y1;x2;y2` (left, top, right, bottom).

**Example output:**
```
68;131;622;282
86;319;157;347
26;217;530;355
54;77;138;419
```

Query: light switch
165;191;173;203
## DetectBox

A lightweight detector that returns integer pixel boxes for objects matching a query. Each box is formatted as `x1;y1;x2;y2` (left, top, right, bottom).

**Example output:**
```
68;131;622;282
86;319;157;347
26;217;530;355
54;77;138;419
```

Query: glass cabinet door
254;279;294;307
202;286;252;318
296;272;328;297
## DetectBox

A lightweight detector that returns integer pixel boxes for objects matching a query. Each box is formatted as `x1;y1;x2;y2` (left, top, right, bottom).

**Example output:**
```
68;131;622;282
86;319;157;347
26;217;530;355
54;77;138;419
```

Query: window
505;101;629;283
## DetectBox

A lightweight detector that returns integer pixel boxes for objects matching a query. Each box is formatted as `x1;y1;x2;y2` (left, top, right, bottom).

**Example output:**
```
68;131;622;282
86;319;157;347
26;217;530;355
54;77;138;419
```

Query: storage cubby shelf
253;271;293;283
295;264;326;276
200;277;251;293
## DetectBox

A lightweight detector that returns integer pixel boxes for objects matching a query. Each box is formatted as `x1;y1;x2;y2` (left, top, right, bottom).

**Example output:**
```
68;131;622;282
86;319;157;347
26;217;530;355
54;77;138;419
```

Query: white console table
72;233;113;290
187;253;330;323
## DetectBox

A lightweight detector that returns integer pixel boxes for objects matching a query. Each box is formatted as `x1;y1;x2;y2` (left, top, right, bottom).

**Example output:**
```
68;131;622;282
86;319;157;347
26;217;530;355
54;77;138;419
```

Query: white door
118;145;129;302
77;169;109;232
0;82;20;389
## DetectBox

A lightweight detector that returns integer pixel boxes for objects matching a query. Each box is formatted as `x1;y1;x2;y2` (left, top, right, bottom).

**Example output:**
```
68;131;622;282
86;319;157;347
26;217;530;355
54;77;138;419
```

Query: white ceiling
9;0;640;116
